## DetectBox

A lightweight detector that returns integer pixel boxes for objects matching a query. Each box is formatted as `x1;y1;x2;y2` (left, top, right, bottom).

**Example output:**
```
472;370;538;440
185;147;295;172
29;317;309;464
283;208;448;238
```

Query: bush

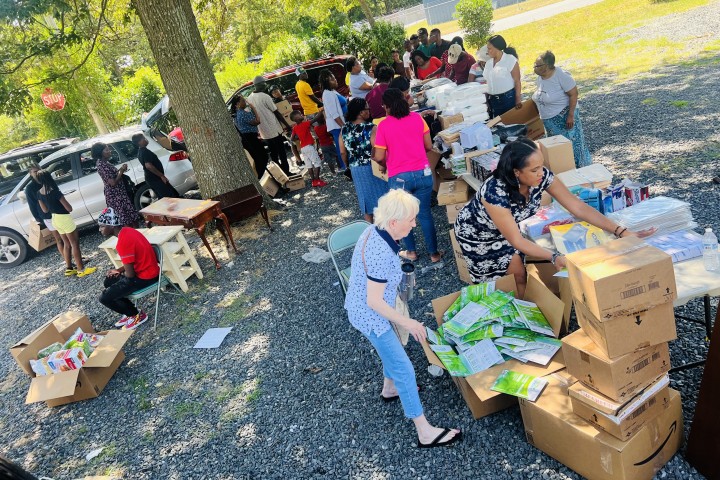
455;0;493;49
111;67;165;126
215;60;263;99
308;21;406;69
260;34;312;71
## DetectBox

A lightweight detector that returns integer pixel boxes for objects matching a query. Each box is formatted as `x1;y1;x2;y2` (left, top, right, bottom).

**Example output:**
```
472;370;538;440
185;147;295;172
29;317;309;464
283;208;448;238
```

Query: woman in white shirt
531;50;592;167
320;70;348;171
482;35;522;118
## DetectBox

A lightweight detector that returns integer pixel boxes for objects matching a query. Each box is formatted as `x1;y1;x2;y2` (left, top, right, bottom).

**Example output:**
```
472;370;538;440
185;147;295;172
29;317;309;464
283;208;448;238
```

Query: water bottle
428;365;444;377
703;228;719;271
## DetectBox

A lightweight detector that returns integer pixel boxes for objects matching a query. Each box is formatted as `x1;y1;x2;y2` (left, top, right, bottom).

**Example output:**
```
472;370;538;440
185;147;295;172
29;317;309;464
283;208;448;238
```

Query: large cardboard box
575;299;677;358
276;100;294;125
537;135;575;174
569;375;671;441
285;174;306;191
259;171;280;197
421;275;566;418
371;160;388;182
28;221;56;252
497;99;545;140
449;230;472;284
562;328;671;402
11;314;133;407
519;376;683;480
437;179;470;206
565;237;677;320
446;202;468;224
266;161;290;185
439;113;464;130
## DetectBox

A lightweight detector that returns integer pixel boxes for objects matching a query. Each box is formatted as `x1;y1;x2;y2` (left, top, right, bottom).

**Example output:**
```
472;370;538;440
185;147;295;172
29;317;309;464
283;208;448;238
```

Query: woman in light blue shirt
344;189;462;448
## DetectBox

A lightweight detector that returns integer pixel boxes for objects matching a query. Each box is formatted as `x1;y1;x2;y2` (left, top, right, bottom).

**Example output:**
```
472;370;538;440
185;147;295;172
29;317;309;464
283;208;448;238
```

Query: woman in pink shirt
372;88;443;264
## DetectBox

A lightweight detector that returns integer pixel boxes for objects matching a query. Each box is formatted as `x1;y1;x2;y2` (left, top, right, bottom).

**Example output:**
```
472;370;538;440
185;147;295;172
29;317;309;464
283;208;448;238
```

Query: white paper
426;327;440;345
194;327;233;349
460;339;504;374
516;343;561;366
448;301;490;331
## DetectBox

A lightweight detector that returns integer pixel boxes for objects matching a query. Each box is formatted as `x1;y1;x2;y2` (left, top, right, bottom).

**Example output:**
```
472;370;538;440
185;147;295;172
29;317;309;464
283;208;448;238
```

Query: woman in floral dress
454;138;650;298
339;98;388;223
92;142;139;227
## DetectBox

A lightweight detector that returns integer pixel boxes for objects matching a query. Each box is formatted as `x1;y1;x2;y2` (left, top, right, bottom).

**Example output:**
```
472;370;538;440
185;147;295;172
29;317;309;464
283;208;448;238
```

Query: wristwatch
551;252;563;265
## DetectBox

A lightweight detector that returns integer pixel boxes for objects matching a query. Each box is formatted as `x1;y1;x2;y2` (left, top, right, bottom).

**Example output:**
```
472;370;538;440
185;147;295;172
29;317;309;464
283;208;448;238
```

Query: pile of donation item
9;311;133;407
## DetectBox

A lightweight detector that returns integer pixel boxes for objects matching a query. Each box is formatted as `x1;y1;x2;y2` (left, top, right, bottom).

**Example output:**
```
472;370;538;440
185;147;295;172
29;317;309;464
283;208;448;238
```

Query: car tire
0;229;28;269
134;184;158;210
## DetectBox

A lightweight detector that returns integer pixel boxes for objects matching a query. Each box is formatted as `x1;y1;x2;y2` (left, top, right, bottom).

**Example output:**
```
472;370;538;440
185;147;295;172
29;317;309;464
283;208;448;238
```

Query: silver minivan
0;127;197;268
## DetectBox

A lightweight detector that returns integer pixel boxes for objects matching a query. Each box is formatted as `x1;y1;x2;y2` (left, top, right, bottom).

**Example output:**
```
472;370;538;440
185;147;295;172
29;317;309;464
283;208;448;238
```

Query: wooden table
140;198;237;270
98;226;203;292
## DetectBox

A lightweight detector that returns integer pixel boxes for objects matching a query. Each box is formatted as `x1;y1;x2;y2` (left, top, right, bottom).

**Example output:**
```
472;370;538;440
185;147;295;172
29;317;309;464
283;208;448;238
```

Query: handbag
121;174;136;200
361;230;411;346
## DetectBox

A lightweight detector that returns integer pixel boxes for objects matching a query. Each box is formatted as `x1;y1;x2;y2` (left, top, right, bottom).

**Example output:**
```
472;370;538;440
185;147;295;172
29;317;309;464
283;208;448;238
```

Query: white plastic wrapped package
463;112;490;124
460;123;494;150
607;196;697;235
519;204;575;238
443;100;488;116
423;77;454;89
425;83;456;108
449;82;487;101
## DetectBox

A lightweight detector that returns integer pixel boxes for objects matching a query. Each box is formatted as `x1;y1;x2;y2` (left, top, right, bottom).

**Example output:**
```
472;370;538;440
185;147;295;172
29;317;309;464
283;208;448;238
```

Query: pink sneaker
124;311;148;330
114;315;132;327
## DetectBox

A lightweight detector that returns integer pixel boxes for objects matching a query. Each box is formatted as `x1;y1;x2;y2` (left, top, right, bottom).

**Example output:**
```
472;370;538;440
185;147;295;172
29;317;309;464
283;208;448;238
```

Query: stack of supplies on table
466;149;501;182
519;204;574;240
643;229;704;263
608;195;697;235
517;236;684;480
427;283;561;380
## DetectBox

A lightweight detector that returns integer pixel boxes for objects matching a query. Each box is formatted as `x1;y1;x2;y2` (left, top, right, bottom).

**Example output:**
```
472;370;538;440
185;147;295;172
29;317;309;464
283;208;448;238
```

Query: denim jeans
364;328;423;419
488;88;517;118
388;169;438;254
330;128;346;169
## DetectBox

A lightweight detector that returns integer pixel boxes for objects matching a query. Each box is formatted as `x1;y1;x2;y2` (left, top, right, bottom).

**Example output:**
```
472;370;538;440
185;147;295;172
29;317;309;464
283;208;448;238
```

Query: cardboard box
259;171;280;197
537;135;575;174
285;174;306;191
11;314;133;407
519;376;683;480
562;328;671;402
497;99;545;140
565;236;677;320
437;179;470;206
266;161;290;185
575;299;677;358
439;113;464;130
449;229;472;284
421;274;566;418
276;100;294;125
371;160;388;182
28;221;56;252
446;202;468;224
569;375;671;441
526;263;572;336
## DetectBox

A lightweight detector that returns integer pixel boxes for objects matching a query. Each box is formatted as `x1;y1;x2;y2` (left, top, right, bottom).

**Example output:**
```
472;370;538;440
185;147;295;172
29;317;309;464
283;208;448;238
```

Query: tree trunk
133;0;271;204
357;0;376;26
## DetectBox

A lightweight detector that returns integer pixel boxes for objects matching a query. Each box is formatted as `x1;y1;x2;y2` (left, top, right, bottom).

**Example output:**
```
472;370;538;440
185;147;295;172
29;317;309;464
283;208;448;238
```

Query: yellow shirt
296;80;318;115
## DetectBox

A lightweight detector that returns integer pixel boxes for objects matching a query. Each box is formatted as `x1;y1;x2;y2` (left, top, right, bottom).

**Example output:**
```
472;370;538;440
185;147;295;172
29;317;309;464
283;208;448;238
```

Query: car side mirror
17;191;27;204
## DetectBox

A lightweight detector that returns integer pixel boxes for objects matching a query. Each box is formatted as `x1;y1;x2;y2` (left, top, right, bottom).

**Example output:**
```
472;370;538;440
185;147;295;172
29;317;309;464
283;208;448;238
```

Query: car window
44;155;75;186
0;152;48;201
79;145;122;176
267;74;300;98
114;141;139;161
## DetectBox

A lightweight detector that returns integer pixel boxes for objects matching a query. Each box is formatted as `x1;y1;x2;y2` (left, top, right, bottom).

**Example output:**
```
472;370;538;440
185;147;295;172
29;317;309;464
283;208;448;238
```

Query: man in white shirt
247;76;293;174
402;39;414;79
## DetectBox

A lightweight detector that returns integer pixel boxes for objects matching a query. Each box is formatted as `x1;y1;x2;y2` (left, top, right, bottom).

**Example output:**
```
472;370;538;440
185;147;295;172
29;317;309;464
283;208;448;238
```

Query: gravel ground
2;23;720;480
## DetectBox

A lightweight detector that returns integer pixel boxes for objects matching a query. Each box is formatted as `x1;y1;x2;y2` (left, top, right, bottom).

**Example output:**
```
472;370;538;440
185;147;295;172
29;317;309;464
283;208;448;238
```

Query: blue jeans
388;170;438;254
364;328;423;419
488;88;516;118
329;128;346;169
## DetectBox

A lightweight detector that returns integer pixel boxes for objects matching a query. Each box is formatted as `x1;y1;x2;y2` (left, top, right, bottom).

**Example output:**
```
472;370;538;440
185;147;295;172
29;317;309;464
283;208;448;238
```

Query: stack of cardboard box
260;162;308;196
519;236;683;479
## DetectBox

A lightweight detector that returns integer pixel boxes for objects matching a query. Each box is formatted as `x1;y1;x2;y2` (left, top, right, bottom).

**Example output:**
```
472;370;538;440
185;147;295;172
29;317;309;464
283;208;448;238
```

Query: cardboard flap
26;369;80;403
525;274;565;338
15;325;65;374
420;340;445;368
84;330;133;368
565;236;646;269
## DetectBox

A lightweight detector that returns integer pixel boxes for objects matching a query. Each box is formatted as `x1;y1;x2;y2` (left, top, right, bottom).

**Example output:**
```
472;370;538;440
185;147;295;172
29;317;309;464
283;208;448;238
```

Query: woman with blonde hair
344;189;462;448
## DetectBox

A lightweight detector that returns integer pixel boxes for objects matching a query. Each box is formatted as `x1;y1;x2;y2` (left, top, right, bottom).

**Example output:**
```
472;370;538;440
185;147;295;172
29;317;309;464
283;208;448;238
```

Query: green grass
173;400;204;419
641;98;659;106
129;375;152;410
669;100;689;108
493;0;719;88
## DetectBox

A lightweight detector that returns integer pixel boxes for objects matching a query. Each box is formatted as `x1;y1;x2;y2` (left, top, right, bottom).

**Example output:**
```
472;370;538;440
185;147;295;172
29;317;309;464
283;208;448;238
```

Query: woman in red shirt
412;51;442;81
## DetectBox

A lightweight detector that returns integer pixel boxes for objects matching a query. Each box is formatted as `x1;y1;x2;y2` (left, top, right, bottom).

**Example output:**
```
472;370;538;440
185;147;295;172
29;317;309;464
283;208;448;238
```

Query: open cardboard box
487;99;545;141
526;262;572;336
421;274;566;419
11;312;133;407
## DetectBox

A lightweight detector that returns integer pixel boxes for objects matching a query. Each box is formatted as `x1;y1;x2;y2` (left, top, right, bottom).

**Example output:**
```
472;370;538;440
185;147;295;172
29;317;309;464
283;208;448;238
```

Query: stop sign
40;88;66;111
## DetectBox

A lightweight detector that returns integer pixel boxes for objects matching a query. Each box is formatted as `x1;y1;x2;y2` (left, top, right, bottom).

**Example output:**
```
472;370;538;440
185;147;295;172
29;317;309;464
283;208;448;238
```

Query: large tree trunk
357;0;376;26
133;0;270;203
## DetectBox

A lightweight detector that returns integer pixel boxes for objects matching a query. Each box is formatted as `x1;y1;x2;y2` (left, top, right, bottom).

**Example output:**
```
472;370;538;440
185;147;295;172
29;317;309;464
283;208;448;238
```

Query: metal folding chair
127;245;185;329
327;220;371;295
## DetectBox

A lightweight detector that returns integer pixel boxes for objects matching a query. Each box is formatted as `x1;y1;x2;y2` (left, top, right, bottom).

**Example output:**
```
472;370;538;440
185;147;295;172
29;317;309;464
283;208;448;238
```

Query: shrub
455;0;493;49
111;67;165;126
308;21;406;69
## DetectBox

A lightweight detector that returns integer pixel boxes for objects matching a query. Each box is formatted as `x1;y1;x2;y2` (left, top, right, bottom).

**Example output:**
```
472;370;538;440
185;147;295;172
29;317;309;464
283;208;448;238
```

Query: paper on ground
194;327;233;348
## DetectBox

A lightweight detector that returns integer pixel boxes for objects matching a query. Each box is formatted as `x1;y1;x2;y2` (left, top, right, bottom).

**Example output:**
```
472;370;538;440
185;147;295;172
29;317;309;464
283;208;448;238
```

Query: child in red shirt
291;111;326;187
313;115;341;174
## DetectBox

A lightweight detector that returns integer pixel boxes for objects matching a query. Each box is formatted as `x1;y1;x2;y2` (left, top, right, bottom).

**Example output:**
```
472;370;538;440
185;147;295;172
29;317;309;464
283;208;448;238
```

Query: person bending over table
97;208;159;330
344;189;462;448
454;138;654;298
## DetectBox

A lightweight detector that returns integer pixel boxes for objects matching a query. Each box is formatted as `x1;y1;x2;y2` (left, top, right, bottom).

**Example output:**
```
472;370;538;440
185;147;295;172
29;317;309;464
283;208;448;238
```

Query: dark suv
229;54;351;110
0;138;78;203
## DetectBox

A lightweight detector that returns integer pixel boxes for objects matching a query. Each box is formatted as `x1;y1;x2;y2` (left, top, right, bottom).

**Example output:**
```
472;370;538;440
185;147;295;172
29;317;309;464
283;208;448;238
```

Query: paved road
445;0;605;38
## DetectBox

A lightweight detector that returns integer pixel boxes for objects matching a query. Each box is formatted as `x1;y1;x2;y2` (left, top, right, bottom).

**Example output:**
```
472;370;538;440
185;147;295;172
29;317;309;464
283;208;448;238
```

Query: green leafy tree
455;0;493;49
308;21;406;68
111;66;165;126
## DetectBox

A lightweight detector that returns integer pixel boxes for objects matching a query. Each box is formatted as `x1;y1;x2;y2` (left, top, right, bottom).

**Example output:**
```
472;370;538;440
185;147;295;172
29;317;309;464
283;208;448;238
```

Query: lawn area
491;0;720;88
405;0;565;36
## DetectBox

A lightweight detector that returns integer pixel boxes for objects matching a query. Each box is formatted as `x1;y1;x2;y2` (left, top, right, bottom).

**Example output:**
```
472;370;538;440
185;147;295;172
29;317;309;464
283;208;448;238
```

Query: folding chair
127;245;185;329
327;220;371;295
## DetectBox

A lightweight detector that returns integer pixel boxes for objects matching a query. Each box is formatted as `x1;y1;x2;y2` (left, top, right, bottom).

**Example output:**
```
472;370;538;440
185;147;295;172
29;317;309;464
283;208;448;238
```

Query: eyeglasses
533;63;546;68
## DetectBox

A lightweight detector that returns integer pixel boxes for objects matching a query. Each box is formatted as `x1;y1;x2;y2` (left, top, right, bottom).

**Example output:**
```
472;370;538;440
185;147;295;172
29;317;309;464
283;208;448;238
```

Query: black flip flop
380;384;423;403
417;428;462;449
